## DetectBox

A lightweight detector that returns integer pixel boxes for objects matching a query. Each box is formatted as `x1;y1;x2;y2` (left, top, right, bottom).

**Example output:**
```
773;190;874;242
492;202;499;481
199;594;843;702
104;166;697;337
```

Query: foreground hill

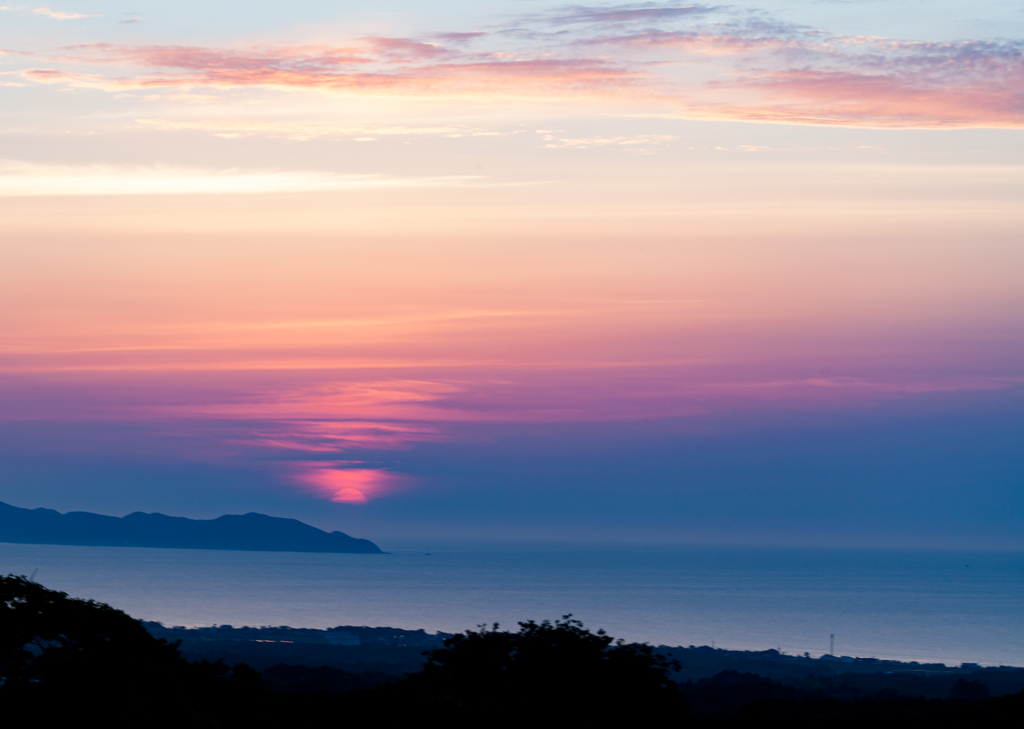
0;501;383;554
3;576;1022;727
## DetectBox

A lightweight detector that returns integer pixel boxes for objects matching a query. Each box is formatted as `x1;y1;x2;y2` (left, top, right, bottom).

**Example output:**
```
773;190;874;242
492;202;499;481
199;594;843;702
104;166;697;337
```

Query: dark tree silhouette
403;615;686;720
951;678;991;700
0;574;261;727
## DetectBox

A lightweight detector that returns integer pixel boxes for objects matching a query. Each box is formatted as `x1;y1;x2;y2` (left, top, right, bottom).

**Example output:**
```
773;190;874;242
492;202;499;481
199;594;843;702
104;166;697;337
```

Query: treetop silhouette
408;614;685;719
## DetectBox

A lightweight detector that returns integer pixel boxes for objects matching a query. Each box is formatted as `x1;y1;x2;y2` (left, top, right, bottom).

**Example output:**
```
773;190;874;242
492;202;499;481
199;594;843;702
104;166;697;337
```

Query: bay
0;539;1021;667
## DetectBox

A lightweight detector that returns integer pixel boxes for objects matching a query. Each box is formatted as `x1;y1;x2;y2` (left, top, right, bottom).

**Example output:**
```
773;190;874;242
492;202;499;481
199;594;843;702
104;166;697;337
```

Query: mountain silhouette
0;501;383;554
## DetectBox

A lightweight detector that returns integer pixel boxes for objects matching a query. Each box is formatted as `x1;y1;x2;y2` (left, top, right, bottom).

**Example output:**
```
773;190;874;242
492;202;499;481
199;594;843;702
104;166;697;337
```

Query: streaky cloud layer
6;4;1023;127
0;160;478;196
0;2;1022;545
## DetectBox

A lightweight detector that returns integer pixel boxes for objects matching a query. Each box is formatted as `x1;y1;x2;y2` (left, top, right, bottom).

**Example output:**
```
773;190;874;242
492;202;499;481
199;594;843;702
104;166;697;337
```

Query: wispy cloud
699;68;1024;128
24;41;643;98
156;380;465;421
240;421;443;455
537;130;674;149
32;6;100;20
585;27;1024;126
134;118;510;141
431;31;488;44
9;6;1024;128
0;159;479;196
542;4;719;25
582;29;806;55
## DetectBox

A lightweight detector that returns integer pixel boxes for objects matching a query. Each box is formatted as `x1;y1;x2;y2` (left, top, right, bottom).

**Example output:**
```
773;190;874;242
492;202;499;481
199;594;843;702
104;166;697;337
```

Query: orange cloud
32;7;100;20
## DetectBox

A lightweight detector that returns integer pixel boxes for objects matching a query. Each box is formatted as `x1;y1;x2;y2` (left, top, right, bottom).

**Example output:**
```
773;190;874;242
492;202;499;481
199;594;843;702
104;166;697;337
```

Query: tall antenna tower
830;633;834;656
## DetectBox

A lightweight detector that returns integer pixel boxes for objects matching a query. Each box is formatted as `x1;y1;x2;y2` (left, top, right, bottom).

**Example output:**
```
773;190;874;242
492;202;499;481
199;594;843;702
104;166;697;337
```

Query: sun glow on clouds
289;462;408;504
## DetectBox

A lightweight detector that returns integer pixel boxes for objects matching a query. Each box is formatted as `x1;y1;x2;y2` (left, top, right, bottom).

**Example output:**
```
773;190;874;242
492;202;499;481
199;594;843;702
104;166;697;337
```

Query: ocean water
0;539;1021;667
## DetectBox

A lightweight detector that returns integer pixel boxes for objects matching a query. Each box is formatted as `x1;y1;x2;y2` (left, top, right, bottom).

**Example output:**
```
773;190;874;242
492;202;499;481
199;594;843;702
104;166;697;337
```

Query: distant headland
0;501;383;554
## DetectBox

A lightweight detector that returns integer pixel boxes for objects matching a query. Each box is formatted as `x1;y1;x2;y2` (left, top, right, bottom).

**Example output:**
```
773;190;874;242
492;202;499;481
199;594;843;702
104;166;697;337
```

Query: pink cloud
62;42;372;69
34;41;643;96
148;380;464;422
2;356;1019;504
13;15;1021;127
365;36;453;60
707;68;1024;128
625;31;1024;127
237;420;442;454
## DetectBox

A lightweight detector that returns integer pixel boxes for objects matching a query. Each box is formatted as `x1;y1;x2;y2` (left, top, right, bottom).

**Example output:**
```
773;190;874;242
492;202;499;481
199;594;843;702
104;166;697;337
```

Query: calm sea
1;540;1021;667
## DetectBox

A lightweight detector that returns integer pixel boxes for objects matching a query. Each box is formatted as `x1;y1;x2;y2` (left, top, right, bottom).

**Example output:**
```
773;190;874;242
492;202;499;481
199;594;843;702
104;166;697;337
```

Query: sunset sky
1;1;1022;546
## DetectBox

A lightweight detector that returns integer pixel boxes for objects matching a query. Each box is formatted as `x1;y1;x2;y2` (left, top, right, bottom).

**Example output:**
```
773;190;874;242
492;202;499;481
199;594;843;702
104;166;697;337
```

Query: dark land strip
0;500;383;553
4;574;1022;726
146;621;1024;701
